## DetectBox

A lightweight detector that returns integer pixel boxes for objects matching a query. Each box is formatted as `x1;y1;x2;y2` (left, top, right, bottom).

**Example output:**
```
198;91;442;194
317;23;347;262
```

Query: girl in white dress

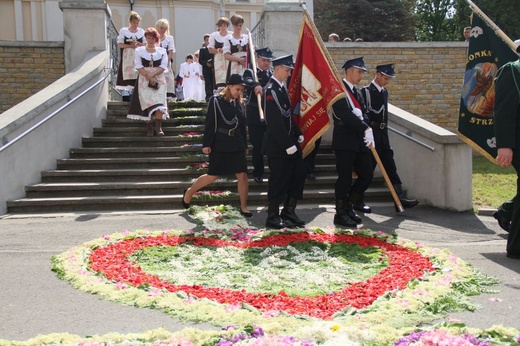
179;55;197;101
116;11;145;101
224;14;249;81
208;17;230;90
192;51;206;102
127;28;169;137
155;18;176;102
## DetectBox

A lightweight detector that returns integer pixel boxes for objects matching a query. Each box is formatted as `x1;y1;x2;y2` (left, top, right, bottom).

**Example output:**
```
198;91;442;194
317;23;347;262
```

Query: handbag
148;81;159;90
147;53;159;90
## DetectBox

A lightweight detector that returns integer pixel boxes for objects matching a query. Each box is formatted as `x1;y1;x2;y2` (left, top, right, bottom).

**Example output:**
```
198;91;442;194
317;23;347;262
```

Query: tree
455;0;520;41
413;0;458;41
313;0;415;42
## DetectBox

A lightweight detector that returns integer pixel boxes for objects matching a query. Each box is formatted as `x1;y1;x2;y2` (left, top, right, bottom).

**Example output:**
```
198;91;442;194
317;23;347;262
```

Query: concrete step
69;146;336;160
92;125;204;137
7;188;393;213
69;146;203;158
81;135;204;148
41;165;345;182
25;176;388;198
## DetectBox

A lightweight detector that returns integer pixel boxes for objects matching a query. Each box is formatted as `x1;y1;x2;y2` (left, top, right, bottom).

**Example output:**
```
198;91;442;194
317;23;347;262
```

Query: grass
472;155;516;210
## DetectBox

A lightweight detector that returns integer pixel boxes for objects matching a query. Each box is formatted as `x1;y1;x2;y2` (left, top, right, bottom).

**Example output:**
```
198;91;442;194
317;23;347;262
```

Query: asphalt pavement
0;204;519;342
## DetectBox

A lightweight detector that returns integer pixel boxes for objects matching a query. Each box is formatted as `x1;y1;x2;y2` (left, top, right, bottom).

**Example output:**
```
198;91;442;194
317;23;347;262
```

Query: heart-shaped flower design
89;232;433;319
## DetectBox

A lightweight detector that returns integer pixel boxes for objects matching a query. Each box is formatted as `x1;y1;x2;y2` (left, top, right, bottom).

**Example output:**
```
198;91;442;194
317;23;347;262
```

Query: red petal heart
89;233;433;319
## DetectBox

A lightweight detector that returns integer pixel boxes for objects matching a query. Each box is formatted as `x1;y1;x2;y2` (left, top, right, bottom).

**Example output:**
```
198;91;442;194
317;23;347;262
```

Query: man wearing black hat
362;64;418;211
243;47;274;183
494;40;520;258
263;55;306;229
331;57;374;228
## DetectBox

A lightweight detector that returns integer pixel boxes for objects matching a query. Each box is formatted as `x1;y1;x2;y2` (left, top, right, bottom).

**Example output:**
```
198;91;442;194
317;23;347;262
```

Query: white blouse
223;33;249;54
134;46;169;72
117;27;145;44
208;31;230;49
159;35;176;53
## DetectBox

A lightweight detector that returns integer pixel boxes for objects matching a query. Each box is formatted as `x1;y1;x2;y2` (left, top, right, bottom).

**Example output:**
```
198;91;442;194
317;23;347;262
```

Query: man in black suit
243;47;274;183
494;43;520;259
264;55;306;229
199;34;214;101
331;57;374;227
362;64;418;211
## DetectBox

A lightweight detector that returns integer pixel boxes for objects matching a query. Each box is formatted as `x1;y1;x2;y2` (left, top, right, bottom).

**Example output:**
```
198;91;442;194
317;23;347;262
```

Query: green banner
457;14;518;161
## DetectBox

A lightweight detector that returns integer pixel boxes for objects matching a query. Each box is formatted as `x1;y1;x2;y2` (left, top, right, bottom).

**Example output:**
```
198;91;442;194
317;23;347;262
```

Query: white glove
298;135;304;143
364;128;375;148
352;108;363;120
286;145;298;155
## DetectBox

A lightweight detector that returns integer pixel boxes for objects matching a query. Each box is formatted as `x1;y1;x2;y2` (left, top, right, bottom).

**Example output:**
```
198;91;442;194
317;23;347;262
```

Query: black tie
353;86;359;100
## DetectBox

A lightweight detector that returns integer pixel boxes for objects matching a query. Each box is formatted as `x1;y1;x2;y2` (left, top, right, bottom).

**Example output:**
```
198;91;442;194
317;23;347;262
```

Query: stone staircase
6;101;392;214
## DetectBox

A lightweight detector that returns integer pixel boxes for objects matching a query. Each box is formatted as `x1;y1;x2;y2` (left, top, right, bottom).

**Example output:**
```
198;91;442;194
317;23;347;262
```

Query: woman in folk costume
224;14;248;81
116;11;145;101
155;18;176;101
126;28;169;137
208;17;230;90
182;74;252;217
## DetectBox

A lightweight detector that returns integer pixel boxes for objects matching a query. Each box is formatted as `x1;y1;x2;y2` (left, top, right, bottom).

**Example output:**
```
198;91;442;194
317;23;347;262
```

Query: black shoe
401;198;419;209
346;209;362;224
266;216;289;229
240;210;253;217
334;214;358;228
306;173;316;180
181;189;190;209
493;211;511;233
353;202;371;214
506;252;520;259
281;217;302;229
253;176;263;183
122;95;131;102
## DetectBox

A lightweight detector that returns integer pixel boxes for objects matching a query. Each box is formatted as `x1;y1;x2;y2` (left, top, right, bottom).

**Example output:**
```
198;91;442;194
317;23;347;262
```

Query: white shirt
134;46;169;72
117;27;145;44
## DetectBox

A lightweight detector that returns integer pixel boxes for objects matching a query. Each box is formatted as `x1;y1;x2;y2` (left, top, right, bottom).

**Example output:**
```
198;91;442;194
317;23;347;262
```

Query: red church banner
288;14;345;158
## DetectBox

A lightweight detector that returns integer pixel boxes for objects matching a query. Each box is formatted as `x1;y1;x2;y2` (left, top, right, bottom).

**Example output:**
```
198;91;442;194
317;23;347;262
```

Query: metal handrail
0;67;111;153
388;125;436;152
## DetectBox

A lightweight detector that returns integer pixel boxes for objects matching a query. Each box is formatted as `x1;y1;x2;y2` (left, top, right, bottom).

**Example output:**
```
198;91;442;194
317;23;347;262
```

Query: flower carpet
2;205;519;345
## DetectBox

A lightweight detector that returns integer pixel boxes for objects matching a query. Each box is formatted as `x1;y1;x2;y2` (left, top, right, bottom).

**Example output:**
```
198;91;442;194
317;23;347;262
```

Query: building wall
0;41;64;114
0;40;467;132
0;0;265;76
327;42;467;132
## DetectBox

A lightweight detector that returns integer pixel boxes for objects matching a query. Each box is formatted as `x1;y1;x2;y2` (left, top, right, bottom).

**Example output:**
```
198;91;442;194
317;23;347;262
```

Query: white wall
0;51;109;215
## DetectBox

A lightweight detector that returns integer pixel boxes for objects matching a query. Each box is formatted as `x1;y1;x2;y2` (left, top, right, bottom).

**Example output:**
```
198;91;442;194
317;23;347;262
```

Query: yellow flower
331;324;341;332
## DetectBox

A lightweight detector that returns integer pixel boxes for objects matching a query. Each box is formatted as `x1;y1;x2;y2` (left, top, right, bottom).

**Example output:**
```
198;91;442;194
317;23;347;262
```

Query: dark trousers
507;157;520;255
371;141;402;185
203;70;214;101
267;156;306;203
334;149;373;200
248;124;266;177
304;137;322;174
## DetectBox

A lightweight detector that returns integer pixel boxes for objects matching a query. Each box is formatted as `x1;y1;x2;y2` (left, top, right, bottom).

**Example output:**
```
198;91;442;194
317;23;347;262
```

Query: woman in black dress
182;74;251;217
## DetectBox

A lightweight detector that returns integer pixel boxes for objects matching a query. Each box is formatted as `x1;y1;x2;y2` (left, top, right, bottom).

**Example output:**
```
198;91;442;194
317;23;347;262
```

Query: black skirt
207;151;247;176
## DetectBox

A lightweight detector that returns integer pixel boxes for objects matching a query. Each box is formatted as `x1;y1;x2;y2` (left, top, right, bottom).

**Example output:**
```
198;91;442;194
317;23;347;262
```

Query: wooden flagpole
298;1;404;212
466;0;519;54
246;28;265;121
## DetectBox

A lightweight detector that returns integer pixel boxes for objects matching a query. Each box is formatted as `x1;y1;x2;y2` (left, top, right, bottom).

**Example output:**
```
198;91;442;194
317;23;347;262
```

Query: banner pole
246;28;265;121
465;0;518;53
298;0;404;211
370;146;404;212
